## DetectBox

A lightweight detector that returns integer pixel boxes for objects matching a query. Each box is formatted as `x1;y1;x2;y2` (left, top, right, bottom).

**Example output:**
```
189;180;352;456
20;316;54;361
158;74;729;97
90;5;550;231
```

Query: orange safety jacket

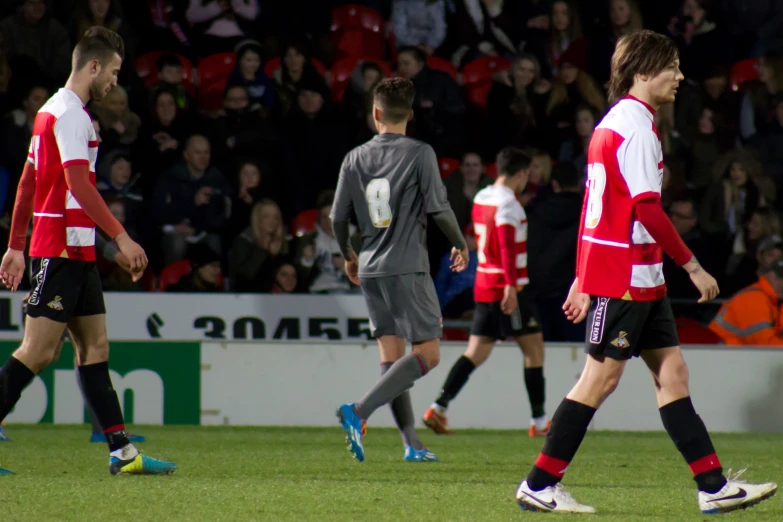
709;276;783;346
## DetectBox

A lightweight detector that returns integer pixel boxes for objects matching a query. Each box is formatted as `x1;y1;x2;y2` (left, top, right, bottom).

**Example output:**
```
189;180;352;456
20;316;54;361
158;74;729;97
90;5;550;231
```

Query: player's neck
376;123;407;135
627;85;659;111
64;75;90;106
495;176;518;193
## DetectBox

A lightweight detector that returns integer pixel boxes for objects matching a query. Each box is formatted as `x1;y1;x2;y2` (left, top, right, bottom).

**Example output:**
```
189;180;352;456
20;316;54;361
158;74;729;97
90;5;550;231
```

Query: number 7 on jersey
366;178;392;228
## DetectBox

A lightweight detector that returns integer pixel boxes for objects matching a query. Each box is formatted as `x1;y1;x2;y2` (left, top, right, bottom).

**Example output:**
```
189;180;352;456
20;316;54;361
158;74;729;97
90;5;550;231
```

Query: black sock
527;399;596;491
435;355;476;408
0;357;35;421
75;371;104;434
77;362;130;452
660;397;726;493
524;367;545;418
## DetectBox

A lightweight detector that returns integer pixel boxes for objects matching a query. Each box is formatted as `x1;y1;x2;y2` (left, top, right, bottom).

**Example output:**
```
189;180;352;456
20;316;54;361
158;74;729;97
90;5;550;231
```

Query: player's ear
90;59;101;76
373;106;381;122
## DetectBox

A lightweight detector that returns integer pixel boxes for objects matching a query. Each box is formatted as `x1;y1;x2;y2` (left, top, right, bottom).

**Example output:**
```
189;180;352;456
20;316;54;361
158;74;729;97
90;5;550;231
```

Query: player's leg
424;334;494;434
513;293;549;436
640;299;776;513
516;297;640;513
68;263;174;475
376;335;430;456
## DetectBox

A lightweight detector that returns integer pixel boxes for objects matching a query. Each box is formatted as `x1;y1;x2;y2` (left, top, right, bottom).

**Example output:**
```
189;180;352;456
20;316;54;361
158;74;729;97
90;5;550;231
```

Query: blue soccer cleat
0;466;12;475
0;424;10;442
109;453;177;476
404;446;439;462
91;432;146;444
336;403;365;462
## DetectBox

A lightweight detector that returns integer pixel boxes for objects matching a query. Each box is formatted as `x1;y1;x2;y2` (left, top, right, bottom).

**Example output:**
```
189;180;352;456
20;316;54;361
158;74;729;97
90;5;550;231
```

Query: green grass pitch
1;425;781;521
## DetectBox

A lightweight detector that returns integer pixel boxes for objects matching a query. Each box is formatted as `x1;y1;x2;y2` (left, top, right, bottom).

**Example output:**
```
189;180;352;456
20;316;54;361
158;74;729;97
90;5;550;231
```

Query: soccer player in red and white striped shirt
424;148;550;437
0;27;175;476
516;30;776;514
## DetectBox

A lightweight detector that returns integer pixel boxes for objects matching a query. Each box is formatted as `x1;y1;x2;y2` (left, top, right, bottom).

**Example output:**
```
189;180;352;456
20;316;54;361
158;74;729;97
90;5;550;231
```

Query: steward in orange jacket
709;259;783;345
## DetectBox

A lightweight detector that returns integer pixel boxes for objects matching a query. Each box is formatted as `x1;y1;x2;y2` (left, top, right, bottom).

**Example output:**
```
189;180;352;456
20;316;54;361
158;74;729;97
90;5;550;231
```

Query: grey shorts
360;273;443;342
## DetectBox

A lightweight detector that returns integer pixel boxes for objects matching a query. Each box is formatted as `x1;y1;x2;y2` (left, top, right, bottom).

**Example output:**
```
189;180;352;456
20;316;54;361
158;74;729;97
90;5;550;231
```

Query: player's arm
8;161;36;251
495;201;520;313
330;155;360;285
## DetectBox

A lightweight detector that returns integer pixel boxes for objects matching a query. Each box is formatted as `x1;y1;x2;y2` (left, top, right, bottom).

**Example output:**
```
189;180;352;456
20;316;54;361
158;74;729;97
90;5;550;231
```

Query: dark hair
671;199;696;213
73;26;125;71
372;77;415;124
156;53;182;72
397;46;426;64
316;189;335;210
607;30;678;105
551;161;580;189
496;147;531;176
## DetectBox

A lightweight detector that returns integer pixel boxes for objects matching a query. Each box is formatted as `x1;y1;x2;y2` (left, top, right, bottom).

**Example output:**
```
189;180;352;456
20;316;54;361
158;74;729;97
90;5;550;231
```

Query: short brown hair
607;30;678;105
372;77;415;124
73;26;125;71
496;147;531;177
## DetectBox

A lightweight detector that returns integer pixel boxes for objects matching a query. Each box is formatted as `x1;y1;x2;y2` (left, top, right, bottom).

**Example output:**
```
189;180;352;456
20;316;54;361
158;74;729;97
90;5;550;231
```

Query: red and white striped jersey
472;184;528;302
28;88;98;261
577;95;664;301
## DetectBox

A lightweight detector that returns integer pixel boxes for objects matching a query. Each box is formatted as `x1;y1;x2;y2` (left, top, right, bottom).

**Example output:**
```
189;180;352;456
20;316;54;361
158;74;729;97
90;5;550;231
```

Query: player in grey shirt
332;77;468;463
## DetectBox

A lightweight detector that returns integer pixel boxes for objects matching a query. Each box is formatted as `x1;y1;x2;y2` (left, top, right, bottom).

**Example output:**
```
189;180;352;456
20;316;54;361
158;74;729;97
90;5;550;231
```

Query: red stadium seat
159;260;191;291
198;77;229;112
729;58;760;92
330;56;392;103
197;52;236;85
675;317;724;344
438;157;460;179
135;51;194;90
331;5;385;59
461;56;512;107
331;4;384;32
427;56;458;82
291;209;320;237
484;162;497;179
442;328;469;341
263;56;328;80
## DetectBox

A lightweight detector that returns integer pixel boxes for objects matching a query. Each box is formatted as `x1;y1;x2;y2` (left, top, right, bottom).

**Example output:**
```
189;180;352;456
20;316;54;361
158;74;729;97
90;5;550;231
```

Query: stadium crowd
0;0;781;336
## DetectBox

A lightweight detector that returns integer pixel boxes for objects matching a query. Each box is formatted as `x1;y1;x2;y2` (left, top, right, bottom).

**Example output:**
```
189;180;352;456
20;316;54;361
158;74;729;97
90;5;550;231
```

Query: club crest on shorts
610;331;629;349
47;295;63;311
589;298;609;344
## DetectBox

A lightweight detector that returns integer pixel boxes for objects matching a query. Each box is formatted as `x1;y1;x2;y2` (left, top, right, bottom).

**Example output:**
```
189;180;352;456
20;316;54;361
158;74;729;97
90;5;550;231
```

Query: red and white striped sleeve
618;127;662;203
53;108;92;168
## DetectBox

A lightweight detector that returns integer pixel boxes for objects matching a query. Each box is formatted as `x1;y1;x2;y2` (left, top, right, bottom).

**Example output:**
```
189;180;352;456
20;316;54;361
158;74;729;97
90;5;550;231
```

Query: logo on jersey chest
589;297;609;344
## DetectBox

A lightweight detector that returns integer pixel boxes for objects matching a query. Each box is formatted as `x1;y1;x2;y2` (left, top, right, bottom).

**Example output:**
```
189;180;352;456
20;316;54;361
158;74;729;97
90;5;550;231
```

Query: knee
660;360;689;391
582;369;622;400
424;351;440;371
15;342;58;373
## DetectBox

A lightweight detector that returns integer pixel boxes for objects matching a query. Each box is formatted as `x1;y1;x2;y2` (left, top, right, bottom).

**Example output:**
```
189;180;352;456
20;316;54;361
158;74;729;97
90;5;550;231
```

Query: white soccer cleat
516;480;596;513
699;468;777;514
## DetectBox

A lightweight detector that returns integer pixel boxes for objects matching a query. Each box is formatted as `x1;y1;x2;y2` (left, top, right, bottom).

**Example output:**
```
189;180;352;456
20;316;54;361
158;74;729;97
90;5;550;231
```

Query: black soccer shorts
471;287;543;340
26;258;106;323
584;295;679;360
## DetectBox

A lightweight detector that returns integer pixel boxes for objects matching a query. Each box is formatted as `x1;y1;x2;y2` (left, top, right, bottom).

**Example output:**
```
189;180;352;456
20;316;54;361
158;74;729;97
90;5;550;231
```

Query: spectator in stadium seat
541;0;582;77
681;107;734;197
722;208;782;296
342;61;382;127
545;39;606;153
230;199;290;293
753;94;783;185
441;0;520;68
485;53;550;158
0;0;71;85
153;134;230;265
226;39;276;113
70;0;135;81
228;160;265;242
396;45;466;156
96;150;143;235
91;85;141;152
296;190;356;295
444;152;493;230
667;0;731;84
151;53;196;112
186;0;259;55
0;83;48;211
99;197;147;291
434;223;477;318
519;148;552;206
527;160;582;342
709;257;783;346
675;64;739;143
739;52;783;142
134;87;189;197
272;41;323;118
391;0;447;56
166;242;224;292
587;0;643;89
283;76;352;215
270;262;299;294
558;104;597;175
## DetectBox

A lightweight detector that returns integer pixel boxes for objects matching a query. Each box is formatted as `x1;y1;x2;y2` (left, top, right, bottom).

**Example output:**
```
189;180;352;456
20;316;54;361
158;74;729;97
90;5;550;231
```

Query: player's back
29;88;98;261
336;133;448;277
580;95;664;300
472;184;528;302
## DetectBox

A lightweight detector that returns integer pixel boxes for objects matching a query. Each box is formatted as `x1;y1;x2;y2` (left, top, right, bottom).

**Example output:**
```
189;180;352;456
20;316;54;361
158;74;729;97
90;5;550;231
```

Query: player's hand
344;252;360;286
685;261;719;303
114;252;144;282
0;248;26;291
115;232;148;273
501;285;518;315
450;246;469;272
563;278;590;324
